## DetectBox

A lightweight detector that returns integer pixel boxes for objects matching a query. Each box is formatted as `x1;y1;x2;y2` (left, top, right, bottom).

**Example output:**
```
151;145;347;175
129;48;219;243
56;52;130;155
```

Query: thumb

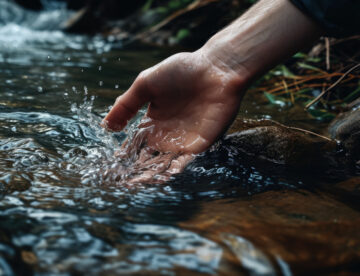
103;78;149;131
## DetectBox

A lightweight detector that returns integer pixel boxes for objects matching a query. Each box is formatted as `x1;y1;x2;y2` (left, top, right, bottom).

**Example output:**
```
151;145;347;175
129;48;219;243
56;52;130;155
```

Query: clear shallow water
0;2;360;275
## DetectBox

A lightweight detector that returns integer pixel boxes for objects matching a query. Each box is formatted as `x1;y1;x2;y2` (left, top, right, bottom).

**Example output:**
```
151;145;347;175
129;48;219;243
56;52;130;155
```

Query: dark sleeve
289;0;360;37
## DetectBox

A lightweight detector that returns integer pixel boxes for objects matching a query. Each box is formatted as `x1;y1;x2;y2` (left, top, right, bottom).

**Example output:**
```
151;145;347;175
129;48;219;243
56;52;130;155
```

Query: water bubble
37;86;43;93
115;84;119;89
67;57;71;61
99;81;103;87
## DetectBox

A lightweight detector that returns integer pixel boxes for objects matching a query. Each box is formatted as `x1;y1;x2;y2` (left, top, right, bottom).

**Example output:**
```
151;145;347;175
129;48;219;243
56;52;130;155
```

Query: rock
62;0;145;34
62;7;104;34
329;108;360;162
179;188;360;275
225;118;339;171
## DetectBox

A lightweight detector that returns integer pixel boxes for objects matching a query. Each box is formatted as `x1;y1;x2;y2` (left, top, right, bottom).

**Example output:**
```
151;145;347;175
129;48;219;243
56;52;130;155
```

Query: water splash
64;88;154;186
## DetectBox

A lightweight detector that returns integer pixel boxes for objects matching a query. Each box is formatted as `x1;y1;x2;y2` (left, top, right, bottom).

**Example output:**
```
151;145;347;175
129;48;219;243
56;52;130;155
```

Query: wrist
200;38;254;81
196;44;253;92
198;0;322;91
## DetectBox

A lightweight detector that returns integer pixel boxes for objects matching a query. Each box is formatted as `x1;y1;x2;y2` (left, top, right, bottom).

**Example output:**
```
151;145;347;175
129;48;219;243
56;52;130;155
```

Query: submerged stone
225;118;341;172
329;108;360;163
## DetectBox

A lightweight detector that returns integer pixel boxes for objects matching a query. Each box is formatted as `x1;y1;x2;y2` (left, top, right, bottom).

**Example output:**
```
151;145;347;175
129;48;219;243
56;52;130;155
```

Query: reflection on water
0;1;360;275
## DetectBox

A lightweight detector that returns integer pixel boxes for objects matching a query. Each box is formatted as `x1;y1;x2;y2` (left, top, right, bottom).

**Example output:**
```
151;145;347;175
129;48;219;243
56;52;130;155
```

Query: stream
0;1;359;275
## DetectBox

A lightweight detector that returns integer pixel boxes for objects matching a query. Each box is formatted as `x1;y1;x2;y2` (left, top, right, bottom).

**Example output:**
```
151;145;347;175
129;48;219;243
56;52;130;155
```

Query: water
0;1;360;275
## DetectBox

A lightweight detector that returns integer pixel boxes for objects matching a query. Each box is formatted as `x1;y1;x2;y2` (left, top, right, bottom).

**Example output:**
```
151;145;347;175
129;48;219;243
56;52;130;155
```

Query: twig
325;37;330;71
282;79;294;104
305;63;360;110
287;126;332;141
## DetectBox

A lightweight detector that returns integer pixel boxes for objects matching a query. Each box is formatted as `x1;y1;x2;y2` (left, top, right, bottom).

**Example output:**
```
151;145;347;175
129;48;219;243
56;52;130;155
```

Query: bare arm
201;0;322;82
104;0;323;158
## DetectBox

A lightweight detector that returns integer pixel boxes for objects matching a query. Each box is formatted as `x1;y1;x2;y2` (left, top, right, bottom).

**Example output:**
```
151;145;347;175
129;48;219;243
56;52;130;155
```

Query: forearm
199;0;323;85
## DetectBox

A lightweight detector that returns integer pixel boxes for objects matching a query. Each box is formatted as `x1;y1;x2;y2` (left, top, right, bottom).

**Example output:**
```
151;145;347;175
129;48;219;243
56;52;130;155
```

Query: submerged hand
103;51;246;182
102;0;321;183
104;51;245;152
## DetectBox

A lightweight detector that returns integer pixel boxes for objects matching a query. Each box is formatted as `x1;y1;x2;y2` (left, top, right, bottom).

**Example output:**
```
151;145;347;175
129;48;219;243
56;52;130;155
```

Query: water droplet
37;86;43;93
98;66;102;71
47;55;51;59
115;84;119;89
67;57;71;61
99;81;103;87
118;57;121;61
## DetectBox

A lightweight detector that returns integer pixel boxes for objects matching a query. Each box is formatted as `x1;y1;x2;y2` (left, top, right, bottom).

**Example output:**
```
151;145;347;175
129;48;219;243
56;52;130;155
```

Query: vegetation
250;36;360;121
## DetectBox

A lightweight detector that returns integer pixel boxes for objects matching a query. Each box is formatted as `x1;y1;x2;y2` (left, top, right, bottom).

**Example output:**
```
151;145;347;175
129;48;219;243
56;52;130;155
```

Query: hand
103;0;321;184
103;51;246;182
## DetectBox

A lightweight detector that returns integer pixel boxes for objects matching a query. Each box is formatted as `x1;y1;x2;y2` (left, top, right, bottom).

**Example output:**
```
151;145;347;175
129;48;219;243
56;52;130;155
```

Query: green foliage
264;92;287;107
279;65;295;77
142;0;154;12
297;62;324;73
306;107;336;121
293;52;321;63
176;28;190;42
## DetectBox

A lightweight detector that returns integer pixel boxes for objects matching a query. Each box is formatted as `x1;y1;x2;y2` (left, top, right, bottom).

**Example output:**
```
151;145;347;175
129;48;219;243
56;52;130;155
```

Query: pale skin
103;0;323;182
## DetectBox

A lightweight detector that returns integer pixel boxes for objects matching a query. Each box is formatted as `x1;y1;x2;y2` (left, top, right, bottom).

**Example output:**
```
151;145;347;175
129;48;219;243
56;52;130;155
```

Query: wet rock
62;1;145;34
225;118;339;171
179;188;360;275
329;108;360;163
62;7;103;34
21;251;38;266
61;0;249;48
2;173;32;193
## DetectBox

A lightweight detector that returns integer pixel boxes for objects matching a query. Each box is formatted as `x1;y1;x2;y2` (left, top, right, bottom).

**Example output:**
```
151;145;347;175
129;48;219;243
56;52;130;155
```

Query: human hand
103;50;246;183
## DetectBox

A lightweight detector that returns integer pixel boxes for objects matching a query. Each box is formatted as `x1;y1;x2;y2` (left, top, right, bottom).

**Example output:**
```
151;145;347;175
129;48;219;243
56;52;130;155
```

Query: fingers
103;76;150;131
166;154;194;174
129;152;194;184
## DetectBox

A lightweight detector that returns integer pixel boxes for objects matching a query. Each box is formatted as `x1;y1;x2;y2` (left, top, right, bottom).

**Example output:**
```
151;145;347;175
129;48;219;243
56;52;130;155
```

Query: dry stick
287;126;332;141
263;72;345;94
282;79;294;104
305;63;360;110
325;37;330;71
268;77;354;96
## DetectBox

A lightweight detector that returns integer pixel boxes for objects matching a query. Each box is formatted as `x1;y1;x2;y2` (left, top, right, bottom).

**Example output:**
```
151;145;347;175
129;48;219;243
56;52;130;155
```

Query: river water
0;1;359;275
